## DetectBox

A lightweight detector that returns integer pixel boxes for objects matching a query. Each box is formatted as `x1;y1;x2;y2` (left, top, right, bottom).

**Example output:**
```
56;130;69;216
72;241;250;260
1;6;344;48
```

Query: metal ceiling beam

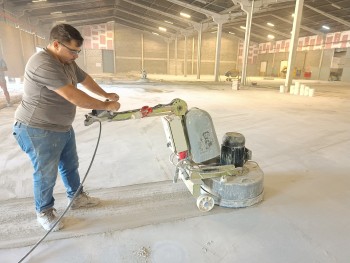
252;22;291;38
73;19;170;42
33;7;115;21
115;8;183;33
305;4;350;27
30;7;114;25
10;0;101;13
68;15;175;38
121;0;198;27
236;27;272;42
271;14;323;36
164;0;218;17
231;0;295;10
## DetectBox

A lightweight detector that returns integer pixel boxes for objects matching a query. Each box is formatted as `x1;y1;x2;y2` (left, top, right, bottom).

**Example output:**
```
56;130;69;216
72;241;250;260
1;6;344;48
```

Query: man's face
56;40;81;64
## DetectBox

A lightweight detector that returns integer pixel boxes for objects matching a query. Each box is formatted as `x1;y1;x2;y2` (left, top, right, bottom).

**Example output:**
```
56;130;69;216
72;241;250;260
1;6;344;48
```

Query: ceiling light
180;12;191;18
331;3;342;9
240;26;246;30
322;25;330;30
291;13;295;17
228;31;235;35
32;0;47;2
164;20;173;24
50;11;62;15
267;22;274;27
267;34;275;39
211;31;217;34
152;32;159;35
159;27;167;32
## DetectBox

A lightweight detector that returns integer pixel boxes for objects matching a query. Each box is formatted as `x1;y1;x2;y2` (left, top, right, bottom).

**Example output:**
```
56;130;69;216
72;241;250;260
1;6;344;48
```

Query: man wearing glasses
13;24;120;231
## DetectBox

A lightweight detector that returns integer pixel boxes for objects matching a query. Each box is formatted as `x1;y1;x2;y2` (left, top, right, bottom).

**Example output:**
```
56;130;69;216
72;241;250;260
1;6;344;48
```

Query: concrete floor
0;76;349;262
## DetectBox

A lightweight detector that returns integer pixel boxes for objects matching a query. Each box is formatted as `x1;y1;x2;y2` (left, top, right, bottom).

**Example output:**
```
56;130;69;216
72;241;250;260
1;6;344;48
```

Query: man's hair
49;24;84;46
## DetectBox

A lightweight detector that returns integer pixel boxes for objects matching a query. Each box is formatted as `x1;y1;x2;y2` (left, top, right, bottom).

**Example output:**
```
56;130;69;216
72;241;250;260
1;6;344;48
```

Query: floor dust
0;76;349;262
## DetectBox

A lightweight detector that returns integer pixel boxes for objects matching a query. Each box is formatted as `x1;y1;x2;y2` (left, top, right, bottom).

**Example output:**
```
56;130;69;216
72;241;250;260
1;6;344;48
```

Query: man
0;55;11;106
13;24;120;231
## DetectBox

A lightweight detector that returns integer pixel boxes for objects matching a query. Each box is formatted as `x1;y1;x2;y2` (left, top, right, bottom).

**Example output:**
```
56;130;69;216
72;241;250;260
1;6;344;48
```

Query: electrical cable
18;121;102;263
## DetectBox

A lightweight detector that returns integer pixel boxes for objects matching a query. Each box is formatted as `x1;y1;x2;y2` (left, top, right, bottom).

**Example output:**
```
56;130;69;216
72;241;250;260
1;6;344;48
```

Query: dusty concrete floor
0;76;349;262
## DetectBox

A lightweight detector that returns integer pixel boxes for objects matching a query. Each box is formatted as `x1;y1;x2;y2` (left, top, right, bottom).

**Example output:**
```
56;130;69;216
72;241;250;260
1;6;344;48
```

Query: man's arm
54;84;120;111
80;74;119;101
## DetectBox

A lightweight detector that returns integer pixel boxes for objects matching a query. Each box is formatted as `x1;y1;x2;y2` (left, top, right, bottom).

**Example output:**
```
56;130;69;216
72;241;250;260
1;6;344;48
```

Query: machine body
84;98;264;212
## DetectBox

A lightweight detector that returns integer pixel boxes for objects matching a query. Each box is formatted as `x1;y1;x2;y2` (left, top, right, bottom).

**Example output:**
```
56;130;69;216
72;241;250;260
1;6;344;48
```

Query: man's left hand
105;93;119;101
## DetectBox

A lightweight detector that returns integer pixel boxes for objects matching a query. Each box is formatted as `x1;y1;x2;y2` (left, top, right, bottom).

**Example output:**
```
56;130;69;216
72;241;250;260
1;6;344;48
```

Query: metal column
240;0;254;86
284;0;304;91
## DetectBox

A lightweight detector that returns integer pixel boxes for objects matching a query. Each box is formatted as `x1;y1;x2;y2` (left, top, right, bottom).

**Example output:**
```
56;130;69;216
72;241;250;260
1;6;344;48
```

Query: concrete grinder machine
84;98;264;212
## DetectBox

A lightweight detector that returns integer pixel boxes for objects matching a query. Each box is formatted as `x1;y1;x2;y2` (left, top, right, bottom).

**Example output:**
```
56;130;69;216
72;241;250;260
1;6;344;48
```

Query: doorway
102;49;115;73
280;60;288;78
260;61;267;76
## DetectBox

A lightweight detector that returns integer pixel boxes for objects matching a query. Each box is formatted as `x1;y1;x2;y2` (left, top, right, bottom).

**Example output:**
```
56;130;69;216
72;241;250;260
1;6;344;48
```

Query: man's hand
104;101;121;112
105;93;119;102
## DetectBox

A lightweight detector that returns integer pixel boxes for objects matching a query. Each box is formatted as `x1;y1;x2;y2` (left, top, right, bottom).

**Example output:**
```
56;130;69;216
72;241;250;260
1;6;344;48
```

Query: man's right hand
105;101;121;112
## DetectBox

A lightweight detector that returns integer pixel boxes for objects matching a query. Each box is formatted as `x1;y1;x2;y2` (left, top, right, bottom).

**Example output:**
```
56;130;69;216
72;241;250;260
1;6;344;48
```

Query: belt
14;121;22;127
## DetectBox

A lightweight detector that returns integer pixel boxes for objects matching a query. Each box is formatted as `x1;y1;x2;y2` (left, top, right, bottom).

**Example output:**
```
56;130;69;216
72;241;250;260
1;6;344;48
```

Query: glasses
58;42;81;55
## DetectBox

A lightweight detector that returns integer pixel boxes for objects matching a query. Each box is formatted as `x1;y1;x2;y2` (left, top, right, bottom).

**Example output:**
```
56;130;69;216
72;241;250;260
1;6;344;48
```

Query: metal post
317;35;326;80
285;0;304;91
196;23;203;79
141;33;144;70
175;36;178;76
240;0;254;86
214;21;223;82
184;35;187;77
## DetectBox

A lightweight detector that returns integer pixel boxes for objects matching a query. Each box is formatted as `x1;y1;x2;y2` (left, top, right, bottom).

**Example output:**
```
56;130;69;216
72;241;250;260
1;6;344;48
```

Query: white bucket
299;84;305;96
290;85;295;94
280;85;285;93
309;88;315;97
304;86;309;96
231;80;239;90
15;78;21;84
294;85;299;95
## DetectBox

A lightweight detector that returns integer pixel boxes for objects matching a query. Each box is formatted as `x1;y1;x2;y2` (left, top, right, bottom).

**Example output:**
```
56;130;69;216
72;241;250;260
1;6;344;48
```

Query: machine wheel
196;194;215;212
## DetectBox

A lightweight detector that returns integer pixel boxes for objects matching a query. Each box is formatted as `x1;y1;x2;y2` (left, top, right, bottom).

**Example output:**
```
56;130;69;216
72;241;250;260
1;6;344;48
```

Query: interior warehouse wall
114;24;142;73
0;22;48;80
168;31;239;76
78;22;248;76
111;23;168;74
255;49;338;81
0;22;31;78
143;34;167;74
341;48;350;82
84;49;103;74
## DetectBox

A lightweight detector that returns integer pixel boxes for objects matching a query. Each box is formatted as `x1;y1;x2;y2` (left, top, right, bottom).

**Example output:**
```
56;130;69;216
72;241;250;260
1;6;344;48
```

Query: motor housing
220;132;252;167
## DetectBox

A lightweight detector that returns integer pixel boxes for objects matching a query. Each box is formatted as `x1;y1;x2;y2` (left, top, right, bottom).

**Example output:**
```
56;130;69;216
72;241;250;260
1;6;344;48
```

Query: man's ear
52;40;60;50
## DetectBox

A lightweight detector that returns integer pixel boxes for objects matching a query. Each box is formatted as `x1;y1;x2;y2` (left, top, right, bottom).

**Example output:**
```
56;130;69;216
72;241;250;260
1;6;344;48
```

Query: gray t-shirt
15;49;87;132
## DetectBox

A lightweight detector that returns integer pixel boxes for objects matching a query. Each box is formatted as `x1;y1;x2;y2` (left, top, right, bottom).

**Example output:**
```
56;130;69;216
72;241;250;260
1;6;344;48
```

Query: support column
212;14;230;82
166;39;170;75
141;33;144;70
193;23;203;79
285;0;304;91
175;36;178;76
184;35;188;77
239;0;254;86
214;21;223;82
192;36;195;75
317;34;326;80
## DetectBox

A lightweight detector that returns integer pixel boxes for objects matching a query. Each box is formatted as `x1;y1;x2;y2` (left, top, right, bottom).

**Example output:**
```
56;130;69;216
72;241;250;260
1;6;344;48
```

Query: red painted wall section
259;30;350;54
80;23;114;50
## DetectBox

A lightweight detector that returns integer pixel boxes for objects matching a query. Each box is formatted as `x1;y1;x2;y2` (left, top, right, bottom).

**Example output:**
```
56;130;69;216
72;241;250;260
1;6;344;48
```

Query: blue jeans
13;122;81;212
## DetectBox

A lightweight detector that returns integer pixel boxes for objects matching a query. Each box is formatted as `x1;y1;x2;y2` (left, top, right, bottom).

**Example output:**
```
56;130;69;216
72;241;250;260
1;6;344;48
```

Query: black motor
220;132;251;167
